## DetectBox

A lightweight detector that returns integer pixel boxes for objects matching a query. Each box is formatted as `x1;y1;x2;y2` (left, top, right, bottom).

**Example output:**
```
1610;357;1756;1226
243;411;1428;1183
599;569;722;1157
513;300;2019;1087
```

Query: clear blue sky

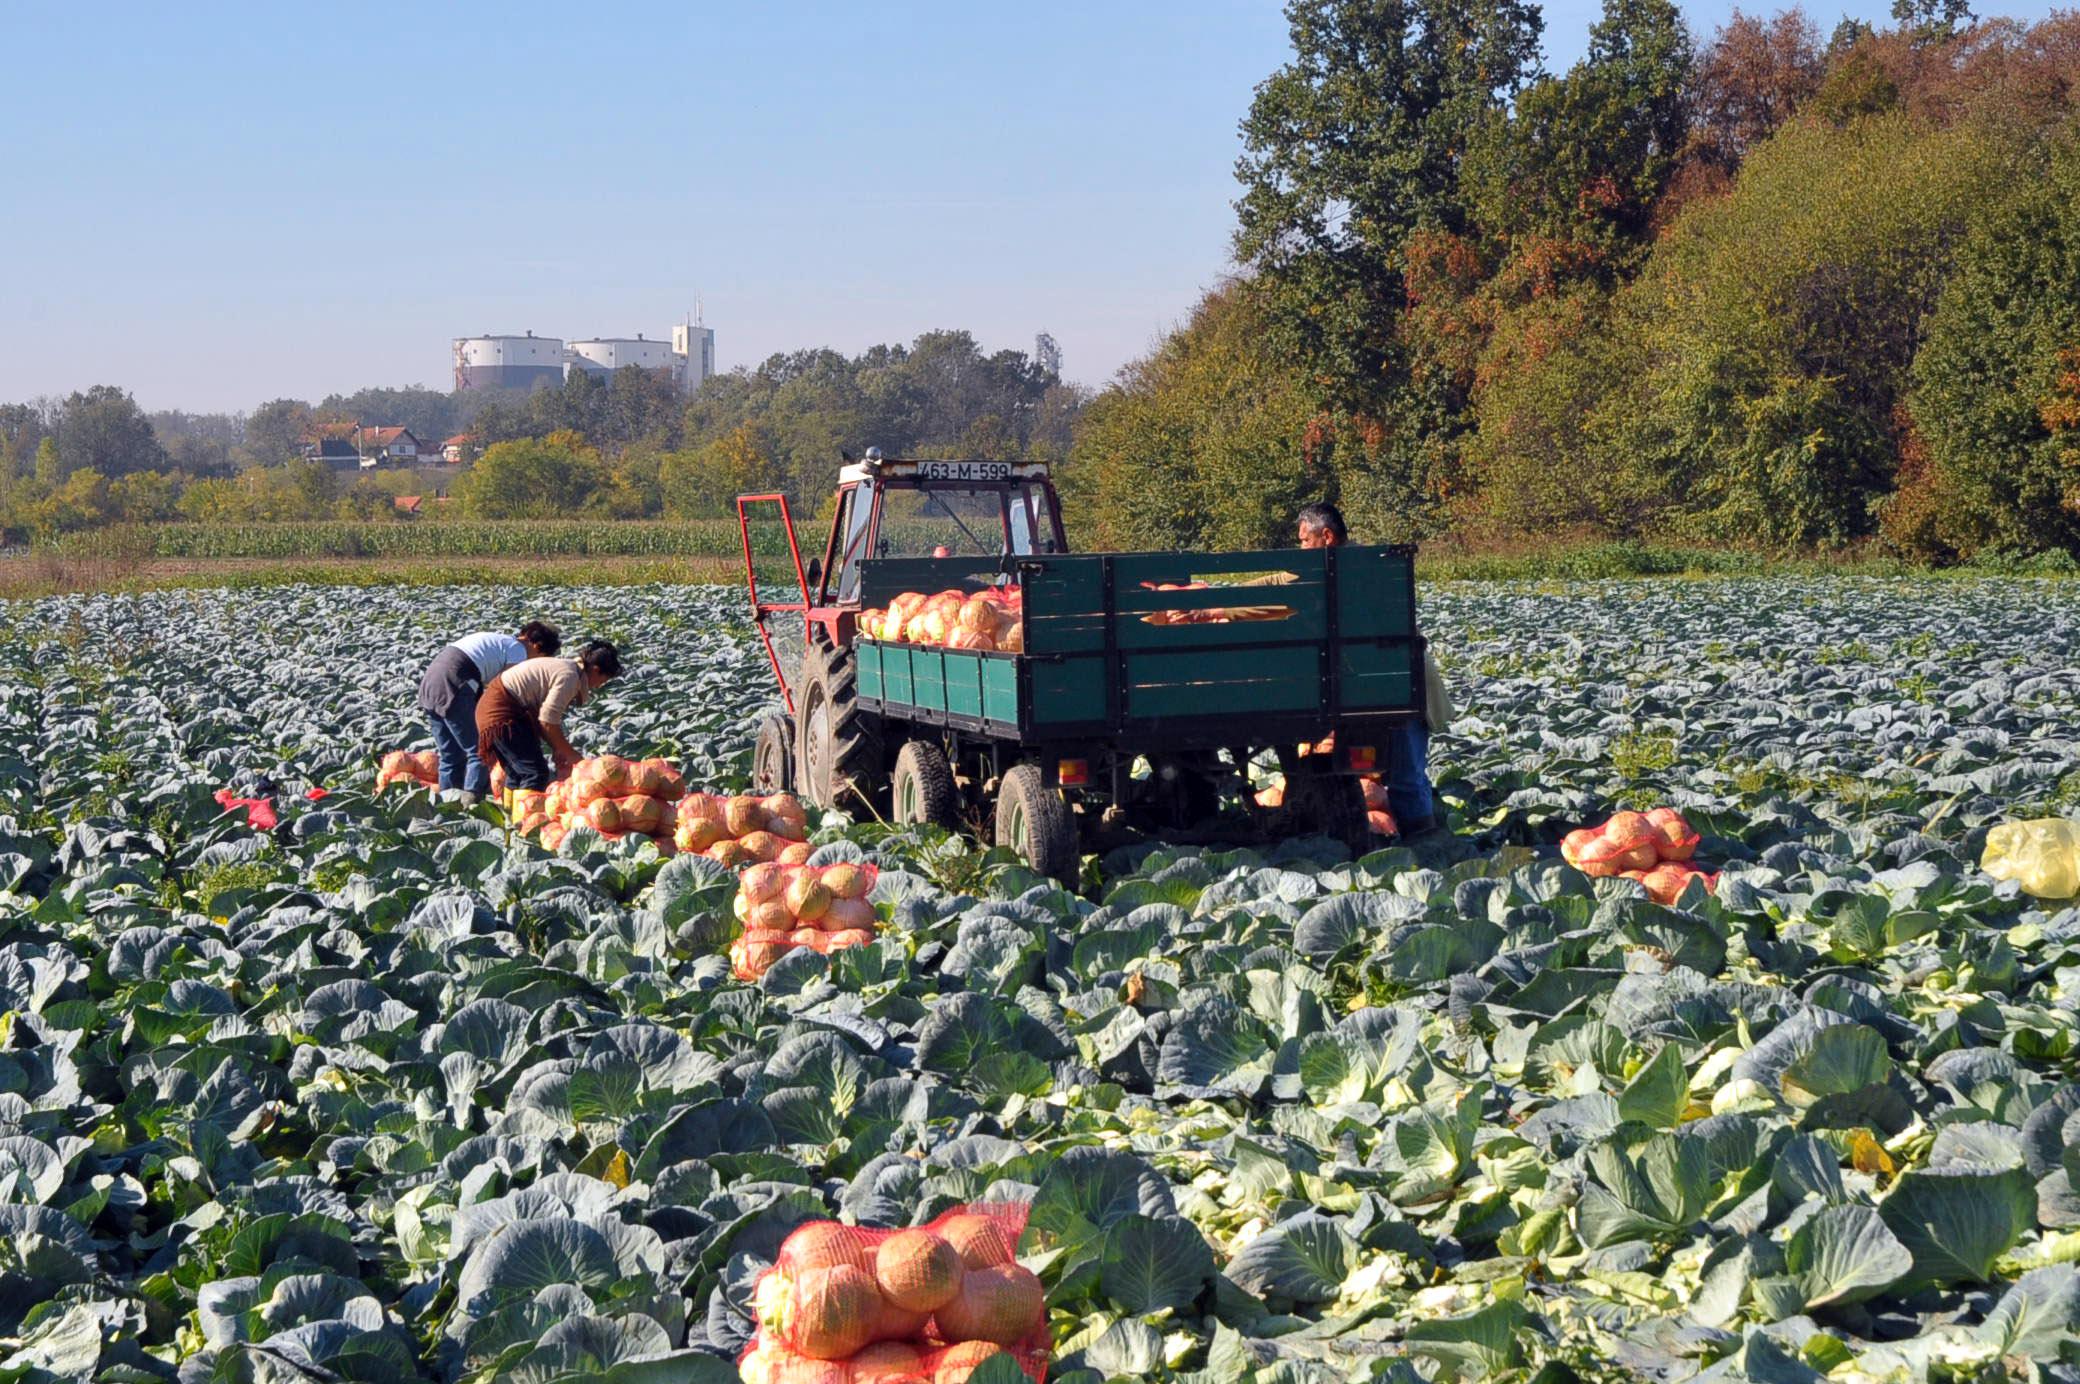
1;0;2060;414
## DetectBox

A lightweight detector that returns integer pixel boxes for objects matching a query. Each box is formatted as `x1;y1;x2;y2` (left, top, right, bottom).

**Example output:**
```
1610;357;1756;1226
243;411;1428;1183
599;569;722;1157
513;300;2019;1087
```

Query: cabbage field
2;578;2078;1384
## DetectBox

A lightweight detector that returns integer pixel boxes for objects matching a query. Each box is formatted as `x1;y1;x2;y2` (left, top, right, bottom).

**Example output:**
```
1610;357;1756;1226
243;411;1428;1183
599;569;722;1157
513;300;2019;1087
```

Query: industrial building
452;319;715;394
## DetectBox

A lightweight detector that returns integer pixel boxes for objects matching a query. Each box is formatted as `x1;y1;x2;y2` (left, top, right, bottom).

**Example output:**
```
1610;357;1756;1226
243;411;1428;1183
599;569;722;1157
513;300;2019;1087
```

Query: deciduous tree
55;386;167;479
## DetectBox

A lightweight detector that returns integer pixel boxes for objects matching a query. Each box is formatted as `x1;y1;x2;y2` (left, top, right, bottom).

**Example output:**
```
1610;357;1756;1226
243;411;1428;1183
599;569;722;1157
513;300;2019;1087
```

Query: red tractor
739;450;1425;879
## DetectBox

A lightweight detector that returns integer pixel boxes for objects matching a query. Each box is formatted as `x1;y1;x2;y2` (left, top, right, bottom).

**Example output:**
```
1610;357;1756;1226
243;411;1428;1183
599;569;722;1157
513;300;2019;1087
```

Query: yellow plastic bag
1982;819;2080;899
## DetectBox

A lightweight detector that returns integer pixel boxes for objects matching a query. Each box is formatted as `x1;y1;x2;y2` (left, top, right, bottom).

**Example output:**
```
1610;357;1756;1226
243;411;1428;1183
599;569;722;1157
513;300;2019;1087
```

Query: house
300;423;423;469
440;432;479;465
300;423;363;469
352;426;422;465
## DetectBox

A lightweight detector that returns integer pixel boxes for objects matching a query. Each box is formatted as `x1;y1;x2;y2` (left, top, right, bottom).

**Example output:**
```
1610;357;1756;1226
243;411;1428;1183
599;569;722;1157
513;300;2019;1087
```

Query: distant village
299;424;480;471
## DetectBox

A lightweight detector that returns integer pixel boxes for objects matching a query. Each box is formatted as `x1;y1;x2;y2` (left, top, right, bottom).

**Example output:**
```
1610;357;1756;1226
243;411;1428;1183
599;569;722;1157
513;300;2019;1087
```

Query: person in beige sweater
475;641;624;790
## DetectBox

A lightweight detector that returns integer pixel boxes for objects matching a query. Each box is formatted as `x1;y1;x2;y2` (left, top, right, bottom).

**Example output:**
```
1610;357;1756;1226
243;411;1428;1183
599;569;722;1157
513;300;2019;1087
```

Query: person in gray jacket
417;621;560;802
1297;503;1451;837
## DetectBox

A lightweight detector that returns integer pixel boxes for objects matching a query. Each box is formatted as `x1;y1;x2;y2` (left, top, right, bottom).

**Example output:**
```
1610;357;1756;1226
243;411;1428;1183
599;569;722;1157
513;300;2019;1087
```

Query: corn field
43;522;763;560
40;519;1008;564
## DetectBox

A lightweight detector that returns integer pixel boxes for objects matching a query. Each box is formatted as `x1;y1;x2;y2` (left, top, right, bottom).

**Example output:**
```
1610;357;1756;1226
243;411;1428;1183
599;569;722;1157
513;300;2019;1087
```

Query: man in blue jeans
416;621;560;803
1297;503;1449;838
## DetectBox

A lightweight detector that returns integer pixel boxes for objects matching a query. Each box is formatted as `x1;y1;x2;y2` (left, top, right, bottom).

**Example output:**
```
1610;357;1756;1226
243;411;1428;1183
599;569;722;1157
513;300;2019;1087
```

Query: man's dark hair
578;640;623;679
1298;502;1347;542
517;620;562;656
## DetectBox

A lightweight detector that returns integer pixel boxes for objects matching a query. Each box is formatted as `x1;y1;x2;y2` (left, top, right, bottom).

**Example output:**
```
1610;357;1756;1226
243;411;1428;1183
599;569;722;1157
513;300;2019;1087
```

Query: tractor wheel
796;640;886;815
751;711;795;795
994;763;1079;883
1279;768;1368;854
892;740;959;829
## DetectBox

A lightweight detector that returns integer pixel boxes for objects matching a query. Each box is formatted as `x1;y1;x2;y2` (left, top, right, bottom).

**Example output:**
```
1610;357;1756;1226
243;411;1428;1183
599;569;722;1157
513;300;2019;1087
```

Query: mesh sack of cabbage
520;755;696;850
375;749;440;791
670;791;813;866
859;586;1025;654
1560;807;1715;903
730;860;881;979
741;1203;1048;1382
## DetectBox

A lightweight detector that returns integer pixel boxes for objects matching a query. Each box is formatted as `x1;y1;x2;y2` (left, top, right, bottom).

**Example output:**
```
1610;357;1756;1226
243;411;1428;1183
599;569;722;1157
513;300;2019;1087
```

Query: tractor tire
752;711;795;795
994;763;1079;883
892;739;959;829
1280;769;1369;854
796;639;886;815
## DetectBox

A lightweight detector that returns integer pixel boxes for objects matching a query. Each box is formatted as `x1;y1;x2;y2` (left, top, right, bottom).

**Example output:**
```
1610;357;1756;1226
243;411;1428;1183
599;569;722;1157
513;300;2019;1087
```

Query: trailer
739;452;1425;879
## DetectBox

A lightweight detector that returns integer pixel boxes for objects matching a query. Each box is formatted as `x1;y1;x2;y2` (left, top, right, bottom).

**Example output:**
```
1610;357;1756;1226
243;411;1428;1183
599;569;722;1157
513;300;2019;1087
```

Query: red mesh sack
744;1203;1047;1379
213;790;278;831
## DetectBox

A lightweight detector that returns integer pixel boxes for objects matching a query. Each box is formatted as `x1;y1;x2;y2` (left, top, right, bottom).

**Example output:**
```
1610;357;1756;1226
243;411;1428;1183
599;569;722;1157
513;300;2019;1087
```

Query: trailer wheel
752;712;795;795
797;640;885;815
995;763;1079;883
892;740;959;829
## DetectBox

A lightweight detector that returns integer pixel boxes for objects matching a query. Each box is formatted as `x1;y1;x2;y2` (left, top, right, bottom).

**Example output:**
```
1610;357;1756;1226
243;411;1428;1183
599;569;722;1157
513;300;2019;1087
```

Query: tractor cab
735;452;1067;793
816;451;1067;608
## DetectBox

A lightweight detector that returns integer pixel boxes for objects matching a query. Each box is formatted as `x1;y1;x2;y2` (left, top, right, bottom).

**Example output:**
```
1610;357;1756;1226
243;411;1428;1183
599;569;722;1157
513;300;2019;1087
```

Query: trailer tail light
1057;758;1090;788
1346;745;1378;772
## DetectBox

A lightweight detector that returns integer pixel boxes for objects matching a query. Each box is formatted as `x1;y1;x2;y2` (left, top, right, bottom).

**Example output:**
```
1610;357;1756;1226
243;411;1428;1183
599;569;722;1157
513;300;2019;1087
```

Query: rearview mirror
805;557;823;588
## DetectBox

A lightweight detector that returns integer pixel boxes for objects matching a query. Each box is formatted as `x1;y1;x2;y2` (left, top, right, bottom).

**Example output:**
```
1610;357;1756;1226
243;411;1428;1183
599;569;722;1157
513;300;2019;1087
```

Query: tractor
737;450;1427;880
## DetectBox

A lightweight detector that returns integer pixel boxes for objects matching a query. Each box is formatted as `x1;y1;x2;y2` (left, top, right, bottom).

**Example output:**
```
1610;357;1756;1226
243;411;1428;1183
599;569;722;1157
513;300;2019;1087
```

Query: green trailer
852;545;1421;743
740;455;1428;880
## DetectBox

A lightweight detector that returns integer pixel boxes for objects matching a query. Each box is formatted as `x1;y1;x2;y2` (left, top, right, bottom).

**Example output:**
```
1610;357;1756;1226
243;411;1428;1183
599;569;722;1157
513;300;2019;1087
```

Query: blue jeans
427;703;489;794
1384;720;1434;828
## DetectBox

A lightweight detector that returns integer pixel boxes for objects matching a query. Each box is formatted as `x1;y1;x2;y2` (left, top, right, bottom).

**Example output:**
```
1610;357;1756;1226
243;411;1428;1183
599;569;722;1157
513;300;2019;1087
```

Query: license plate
918;460;1011;483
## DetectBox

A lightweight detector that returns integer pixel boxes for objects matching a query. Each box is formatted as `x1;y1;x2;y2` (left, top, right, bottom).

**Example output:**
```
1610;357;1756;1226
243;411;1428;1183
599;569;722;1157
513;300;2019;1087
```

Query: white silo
453;332;567;391
568;334;678;376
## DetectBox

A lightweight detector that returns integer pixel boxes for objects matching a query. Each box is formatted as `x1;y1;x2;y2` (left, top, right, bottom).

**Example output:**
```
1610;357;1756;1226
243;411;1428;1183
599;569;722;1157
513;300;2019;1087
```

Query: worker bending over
1297;503;1450;838
477;640;624;791
417;621;561;804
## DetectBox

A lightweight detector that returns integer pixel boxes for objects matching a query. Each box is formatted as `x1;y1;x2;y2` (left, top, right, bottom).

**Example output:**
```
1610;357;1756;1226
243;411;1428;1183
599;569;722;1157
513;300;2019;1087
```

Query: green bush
1610;115;2012;547
1901;132;2080;560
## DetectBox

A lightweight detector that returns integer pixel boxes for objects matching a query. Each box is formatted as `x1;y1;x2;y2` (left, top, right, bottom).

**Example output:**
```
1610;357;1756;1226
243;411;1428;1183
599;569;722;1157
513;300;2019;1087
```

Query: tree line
0;330;1082;539
1068;0;2080;562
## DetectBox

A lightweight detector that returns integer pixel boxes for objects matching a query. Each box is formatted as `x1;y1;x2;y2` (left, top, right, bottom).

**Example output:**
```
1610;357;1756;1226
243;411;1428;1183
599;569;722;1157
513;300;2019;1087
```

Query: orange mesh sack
1620;860;1720;904
1561;807;1714;902
744;1202;1047;1381
630;757;686;800
1561;807;1700;877
730;862;881;979
376;749;440;791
